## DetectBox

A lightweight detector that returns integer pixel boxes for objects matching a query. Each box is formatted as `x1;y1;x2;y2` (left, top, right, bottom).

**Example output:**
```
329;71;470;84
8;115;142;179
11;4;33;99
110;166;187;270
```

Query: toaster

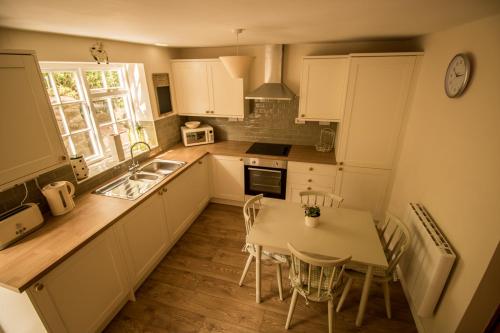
0;203;44;250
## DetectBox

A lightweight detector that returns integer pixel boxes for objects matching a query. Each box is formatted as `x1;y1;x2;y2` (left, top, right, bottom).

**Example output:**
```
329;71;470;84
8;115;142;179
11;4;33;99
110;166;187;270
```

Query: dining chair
299;190;344;208
285;243;351;333
336;217;411;319
239;194;287;300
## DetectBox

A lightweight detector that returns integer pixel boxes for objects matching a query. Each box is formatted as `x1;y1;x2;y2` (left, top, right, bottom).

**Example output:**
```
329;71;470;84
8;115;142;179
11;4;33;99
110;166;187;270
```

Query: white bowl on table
184;121;201;129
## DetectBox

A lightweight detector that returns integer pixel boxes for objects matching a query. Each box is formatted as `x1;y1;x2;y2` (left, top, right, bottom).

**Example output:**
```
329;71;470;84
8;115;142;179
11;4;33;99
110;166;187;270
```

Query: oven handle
247;167;283;174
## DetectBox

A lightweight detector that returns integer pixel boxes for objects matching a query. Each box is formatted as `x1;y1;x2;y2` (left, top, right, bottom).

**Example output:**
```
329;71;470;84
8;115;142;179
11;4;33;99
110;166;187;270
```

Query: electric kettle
42;181;76;216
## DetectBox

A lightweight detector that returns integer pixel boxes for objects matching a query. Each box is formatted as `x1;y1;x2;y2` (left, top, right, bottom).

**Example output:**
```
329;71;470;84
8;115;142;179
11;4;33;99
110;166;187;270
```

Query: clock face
445;54;470;98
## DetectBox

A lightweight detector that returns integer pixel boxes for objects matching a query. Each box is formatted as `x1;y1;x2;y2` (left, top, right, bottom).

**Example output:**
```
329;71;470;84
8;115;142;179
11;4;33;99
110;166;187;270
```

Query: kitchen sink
93;159;186;200
139;159;186;175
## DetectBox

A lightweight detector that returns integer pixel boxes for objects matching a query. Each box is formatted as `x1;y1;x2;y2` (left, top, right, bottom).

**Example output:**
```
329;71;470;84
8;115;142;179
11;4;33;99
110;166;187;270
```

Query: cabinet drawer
287;184;334;203
288;172;335;187
288;161;337;176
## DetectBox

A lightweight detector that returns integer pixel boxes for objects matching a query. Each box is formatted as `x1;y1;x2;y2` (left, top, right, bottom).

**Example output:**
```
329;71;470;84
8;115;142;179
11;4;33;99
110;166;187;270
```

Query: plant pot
305;216;320;228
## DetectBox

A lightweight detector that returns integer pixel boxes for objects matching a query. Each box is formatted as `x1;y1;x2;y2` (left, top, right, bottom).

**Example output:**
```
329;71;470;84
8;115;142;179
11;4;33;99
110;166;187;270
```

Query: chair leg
328;299;334;333
382;281;392;319
239;254;253;286
276;263;284;301
336;276;353;312
285;289;299;330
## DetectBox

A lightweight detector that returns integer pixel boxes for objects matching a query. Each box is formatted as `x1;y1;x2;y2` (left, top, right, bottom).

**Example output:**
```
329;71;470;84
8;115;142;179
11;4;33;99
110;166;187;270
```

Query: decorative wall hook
89;42;109;64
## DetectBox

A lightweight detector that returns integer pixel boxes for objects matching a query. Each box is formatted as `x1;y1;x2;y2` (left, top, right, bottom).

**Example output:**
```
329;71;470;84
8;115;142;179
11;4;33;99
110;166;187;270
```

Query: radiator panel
400;203;456;317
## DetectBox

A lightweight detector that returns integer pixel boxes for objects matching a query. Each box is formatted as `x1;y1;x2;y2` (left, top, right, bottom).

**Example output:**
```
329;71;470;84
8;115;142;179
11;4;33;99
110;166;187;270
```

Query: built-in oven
244;158;287;199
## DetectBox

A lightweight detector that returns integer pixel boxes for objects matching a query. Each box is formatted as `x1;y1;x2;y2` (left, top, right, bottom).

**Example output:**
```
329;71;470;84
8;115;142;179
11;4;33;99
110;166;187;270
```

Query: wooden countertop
0;141;335;292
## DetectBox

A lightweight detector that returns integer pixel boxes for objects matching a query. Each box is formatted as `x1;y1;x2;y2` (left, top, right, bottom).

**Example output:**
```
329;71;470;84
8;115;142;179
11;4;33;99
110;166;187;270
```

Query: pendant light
219;29;253;79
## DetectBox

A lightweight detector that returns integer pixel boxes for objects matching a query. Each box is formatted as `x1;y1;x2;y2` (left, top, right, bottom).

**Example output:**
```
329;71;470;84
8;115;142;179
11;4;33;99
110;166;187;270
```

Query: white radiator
399;203;456;317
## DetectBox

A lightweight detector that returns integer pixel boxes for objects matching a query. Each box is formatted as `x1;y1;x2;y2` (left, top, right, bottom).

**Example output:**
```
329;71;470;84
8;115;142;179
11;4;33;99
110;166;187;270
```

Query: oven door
244;165;287;199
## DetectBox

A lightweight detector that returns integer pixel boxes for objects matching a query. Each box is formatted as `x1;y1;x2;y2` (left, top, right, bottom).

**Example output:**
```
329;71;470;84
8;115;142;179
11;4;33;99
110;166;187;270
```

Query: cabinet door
163;160;209;243
298;57;349;121
338;56;416;169
27;227;128;333
171;61;211;115
0;54;67;189
117;193;169;288
211;155;244;202
209;62;244;117
335;166;390;220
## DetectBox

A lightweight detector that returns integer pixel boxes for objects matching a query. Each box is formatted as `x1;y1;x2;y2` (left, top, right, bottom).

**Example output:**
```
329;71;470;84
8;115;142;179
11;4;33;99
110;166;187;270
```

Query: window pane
85;71;104;90
63;103;88;131
92;99;112;124
53;71;80;102
112;97;128;120
71;131;96;158
52;106;67;134
99;125;115;157
105;70;121;88
43;73;57;104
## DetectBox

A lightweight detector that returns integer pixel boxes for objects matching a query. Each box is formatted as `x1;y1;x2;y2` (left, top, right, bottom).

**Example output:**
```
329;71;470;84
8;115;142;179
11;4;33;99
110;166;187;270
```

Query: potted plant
303;204;321;227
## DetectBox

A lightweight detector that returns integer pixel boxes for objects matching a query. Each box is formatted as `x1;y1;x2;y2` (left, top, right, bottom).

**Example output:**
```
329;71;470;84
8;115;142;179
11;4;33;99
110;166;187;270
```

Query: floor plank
104;203;418;333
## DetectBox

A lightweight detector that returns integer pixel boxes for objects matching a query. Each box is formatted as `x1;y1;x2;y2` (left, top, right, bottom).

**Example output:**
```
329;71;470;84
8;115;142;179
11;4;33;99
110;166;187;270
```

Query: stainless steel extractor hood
245;44;295;101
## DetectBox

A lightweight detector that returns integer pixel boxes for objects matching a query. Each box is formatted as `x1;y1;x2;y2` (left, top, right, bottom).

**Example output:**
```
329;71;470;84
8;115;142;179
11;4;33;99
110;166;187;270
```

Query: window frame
41;62;140;165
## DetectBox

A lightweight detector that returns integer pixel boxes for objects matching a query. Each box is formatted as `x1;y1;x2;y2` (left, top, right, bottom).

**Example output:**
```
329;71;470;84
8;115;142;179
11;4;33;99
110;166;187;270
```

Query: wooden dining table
246;198;388;327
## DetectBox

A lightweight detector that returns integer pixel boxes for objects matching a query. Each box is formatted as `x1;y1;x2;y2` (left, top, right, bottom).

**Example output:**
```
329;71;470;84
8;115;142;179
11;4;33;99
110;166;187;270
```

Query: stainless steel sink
93;159;186;200
139;159;186;175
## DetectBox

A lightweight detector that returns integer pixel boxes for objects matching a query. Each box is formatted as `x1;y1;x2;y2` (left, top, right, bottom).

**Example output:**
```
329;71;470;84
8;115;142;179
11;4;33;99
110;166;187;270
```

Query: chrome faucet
129;141;151;174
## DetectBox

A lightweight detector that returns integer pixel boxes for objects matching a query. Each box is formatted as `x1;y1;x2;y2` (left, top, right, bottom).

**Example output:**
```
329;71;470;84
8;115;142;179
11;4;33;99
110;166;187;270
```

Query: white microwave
181;125;214;147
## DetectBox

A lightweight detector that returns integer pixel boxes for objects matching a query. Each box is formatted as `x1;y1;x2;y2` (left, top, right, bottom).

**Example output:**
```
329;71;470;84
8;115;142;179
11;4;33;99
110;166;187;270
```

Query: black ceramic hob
246;143;291;157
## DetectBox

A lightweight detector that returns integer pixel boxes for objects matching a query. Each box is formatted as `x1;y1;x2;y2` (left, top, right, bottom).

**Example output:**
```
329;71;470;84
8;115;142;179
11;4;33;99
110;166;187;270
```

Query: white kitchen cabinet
337;55;417;169
171;60;244;118
211;155;244;202
334;53;420;219
286;161;337;203
27;226;129;333
335;166;391;220
163;156;210;242
298;56;349;122
0;51;67;190
116;193;169;289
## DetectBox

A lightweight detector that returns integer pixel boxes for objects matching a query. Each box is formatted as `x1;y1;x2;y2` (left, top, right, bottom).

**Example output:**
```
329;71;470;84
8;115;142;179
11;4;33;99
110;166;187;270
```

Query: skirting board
397;266;426;333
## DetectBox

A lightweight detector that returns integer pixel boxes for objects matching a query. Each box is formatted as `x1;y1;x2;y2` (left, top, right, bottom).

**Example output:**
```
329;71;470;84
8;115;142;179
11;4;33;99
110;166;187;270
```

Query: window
41;64;155;169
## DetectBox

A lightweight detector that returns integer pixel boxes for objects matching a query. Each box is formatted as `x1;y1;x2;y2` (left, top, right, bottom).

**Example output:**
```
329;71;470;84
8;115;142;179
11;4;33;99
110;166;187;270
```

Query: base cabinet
163;157;210;242
27;226;129;333
210;155;244;202
335;166;390;220
286;161;337;203
116;193;170;289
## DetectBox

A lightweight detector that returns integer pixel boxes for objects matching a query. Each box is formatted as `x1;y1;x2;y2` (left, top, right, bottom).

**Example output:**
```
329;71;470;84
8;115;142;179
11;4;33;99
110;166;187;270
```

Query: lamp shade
219;56;253;79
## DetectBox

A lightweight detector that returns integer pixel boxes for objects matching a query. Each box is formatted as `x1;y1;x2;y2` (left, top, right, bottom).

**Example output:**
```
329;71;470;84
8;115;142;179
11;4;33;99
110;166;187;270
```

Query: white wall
0;28;178;118
388;13;500;333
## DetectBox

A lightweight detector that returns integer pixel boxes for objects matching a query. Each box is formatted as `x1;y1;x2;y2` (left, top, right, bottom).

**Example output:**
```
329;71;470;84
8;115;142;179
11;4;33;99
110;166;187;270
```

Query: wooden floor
105;203;418;333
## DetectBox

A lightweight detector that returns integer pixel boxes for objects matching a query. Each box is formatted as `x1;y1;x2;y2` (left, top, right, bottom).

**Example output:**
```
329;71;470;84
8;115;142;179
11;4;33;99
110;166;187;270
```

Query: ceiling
1;0;499;47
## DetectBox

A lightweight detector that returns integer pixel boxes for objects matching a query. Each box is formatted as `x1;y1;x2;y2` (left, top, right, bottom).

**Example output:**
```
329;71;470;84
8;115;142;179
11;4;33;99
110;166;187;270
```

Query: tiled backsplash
185;100;336;146
0;115;183;216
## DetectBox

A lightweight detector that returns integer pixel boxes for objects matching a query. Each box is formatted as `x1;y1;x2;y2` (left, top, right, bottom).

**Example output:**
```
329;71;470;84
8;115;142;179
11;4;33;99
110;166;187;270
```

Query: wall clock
445;53;471;98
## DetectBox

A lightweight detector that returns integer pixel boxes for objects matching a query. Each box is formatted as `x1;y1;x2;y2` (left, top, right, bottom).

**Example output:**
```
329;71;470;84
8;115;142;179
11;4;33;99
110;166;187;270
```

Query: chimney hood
245;45;295;101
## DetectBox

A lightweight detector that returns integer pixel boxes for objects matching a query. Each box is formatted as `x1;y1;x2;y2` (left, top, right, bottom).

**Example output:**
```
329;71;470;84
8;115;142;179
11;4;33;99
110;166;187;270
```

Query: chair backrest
378;214;411;275
243;194;264;236
287;243;351;301
299;190;344;208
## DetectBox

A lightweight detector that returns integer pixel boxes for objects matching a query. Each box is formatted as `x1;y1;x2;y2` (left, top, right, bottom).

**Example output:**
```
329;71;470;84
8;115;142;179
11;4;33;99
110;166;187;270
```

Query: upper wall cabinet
171;60;244;118
297;56;349;122
0;51;67;190
337;55;417;169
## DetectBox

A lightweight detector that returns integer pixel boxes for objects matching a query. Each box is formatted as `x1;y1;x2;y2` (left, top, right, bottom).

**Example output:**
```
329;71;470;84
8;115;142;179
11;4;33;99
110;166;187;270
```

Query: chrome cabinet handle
308;179;312;182
309;167;314;171
198;161;203;164
162;187;168;193
301;114;305;117
339;162;344;165
338;167;343;171
34;283;44;292
307;187;312;190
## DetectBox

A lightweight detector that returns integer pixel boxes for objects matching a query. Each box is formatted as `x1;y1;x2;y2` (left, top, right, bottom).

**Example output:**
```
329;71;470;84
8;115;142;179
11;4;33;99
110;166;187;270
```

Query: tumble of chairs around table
238;192;412;333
